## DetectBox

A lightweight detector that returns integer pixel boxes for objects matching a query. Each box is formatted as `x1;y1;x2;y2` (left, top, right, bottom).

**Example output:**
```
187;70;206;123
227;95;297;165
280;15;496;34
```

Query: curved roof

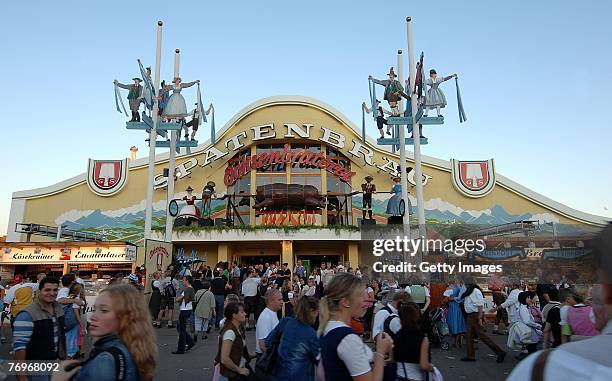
12;95;609;226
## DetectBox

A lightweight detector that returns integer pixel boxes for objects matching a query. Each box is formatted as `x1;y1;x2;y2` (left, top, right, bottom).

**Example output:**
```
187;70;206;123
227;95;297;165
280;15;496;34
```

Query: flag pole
397;49;412;280
165;49;180;241
144;21;163;240
407;17;427;257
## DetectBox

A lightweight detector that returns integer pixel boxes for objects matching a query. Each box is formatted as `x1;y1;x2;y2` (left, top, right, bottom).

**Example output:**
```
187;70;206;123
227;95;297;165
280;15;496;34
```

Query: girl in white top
319;273;393;381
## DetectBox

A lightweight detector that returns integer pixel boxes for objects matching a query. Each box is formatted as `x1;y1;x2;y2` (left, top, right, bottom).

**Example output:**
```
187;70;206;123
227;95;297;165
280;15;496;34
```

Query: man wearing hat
369;67;410;116
363;99;392;138
201;181;216;218
361;175;377;220
114;77;143;122
183;103;200;141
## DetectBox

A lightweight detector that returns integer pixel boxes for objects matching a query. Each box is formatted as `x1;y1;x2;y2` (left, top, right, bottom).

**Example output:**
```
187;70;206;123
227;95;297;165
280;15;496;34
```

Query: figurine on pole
361;176;376;220
369;67;410;116
423;69;457;118
160;77;200;121
363;100;392;138
386;175;404;216
114;78;143;121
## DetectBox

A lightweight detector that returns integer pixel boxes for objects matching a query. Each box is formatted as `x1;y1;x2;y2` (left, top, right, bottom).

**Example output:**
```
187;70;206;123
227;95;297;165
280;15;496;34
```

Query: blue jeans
177;310;194;352
214;294;225;326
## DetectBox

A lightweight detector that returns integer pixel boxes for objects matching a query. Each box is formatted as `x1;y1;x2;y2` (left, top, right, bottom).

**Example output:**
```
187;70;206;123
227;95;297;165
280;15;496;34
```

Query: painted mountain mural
54;194;584;244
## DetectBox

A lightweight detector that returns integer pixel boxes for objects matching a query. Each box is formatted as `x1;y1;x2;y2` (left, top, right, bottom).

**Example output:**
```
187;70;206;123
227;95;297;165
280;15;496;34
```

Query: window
291;144;321;173
256;144;287;173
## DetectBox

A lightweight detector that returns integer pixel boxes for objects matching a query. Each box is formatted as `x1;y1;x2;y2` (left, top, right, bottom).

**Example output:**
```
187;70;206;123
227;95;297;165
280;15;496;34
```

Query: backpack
164;281;177;298
62;304;78;331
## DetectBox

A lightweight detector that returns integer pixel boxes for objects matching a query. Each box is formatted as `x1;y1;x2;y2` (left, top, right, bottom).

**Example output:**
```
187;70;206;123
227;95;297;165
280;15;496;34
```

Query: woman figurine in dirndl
424;69;457;118
161;77;199;120
386;176;403;215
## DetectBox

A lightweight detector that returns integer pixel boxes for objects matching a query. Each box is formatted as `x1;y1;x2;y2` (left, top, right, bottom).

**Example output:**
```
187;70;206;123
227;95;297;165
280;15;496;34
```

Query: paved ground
1;322;523;380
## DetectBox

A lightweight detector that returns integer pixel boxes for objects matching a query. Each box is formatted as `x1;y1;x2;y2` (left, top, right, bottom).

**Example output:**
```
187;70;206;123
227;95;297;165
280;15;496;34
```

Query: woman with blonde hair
319;272;393;381
52;284;158;381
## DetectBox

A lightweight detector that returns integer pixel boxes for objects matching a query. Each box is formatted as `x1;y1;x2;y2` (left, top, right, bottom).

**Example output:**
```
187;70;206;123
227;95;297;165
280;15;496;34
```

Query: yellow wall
17;99;597;244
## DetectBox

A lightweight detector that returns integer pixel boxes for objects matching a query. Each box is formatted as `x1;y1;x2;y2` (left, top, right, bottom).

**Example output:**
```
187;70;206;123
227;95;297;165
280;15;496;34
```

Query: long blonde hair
318;273;364;335
101;285;158;380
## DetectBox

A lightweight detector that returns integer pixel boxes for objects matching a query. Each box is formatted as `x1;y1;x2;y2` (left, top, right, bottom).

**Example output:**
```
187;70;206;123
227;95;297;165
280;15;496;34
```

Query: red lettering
299;151;313;165
223;171;234;186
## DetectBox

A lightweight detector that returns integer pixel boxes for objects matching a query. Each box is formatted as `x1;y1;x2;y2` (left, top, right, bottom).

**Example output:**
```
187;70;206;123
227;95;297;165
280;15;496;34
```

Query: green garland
159;224;360;236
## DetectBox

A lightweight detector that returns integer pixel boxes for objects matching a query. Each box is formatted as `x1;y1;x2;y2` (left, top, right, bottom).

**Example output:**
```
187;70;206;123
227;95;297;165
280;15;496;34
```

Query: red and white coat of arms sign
87;159;129;196
451;159;496;198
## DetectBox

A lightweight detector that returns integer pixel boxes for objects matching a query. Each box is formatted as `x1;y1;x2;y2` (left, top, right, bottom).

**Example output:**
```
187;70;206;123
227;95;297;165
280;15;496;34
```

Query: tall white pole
397;50;411;231
407;17;427;247
145;21;163;240
397;50;411;281
165;49;180;241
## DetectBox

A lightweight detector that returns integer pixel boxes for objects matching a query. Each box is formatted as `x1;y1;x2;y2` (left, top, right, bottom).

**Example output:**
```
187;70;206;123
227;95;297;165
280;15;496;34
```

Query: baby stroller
428;307;450;350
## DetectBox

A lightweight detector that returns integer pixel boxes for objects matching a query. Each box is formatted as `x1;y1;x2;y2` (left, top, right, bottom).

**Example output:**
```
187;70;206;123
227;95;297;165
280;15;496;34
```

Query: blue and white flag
137;59;154;110
114;84;128;115
455;77;467;123
210;106;216;145
368;79;378;118
197;83;207;124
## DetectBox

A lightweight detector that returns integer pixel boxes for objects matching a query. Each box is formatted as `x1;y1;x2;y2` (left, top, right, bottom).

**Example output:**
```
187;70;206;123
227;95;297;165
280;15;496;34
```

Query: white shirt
242;277;260;297
372;304;401;339
324;321;373;377
507;321;612;381
56;287;70;301
4;282;38;304
255;307;279;353
501;288;521;323
464;288;484;314
179;291;193;311
322;269;334;286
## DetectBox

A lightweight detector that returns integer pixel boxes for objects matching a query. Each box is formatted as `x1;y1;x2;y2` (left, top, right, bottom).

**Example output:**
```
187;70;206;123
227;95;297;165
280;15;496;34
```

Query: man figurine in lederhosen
114;77;143;122
361;176;376;220
201;181;216;218
183;103;200;141
369;67;410;116
363;99;392;138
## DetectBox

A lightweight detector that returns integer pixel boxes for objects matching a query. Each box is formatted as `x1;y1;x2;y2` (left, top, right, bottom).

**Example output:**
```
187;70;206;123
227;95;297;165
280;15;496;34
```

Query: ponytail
318;296;331;335
317;273;364;336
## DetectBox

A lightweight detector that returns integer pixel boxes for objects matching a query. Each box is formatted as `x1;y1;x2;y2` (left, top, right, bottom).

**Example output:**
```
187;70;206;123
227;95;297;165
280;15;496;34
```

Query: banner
144;239;173;293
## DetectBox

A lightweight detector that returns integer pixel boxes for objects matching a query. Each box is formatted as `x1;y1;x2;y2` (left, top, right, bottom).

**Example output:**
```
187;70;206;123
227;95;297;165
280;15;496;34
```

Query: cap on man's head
14;274;23;282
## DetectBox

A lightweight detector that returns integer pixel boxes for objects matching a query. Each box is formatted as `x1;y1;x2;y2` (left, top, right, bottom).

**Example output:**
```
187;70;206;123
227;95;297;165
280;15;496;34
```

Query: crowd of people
1;269;156;381
2;225;612;381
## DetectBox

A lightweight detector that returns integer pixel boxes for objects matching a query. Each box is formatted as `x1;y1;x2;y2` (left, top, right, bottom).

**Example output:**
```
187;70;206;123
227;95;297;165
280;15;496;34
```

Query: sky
1;0;611;235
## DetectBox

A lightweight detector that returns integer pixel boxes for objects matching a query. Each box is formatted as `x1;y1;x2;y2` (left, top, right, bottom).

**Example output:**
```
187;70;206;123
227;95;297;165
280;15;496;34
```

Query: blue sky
1;0;611;235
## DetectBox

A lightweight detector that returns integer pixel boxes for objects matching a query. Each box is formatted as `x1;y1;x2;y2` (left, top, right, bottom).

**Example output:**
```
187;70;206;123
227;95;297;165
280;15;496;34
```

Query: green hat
132;77;142;82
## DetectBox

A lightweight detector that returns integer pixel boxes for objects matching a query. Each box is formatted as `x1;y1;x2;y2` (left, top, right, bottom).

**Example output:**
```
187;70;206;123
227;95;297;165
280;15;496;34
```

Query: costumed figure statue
114;78;143;122
160;77;199;122
386;176;404;216
423;69;457;118
361;176;376;220
178;186;200;219
363;100;392;138
183;103;214;142
369;67;409;116
141;66;153;116
158;80;168;116
201;181;216;219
